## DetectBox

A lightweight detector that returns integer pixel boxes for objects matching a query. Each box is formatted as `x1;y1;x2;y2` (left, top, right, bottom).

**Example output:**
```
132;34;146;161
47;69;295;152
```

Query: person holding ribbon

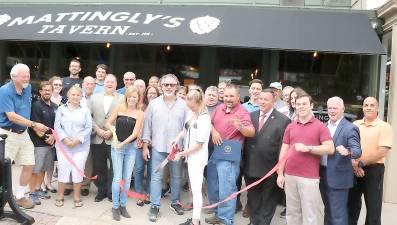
53;85;92;207
105;86;144;221
171;87;211;225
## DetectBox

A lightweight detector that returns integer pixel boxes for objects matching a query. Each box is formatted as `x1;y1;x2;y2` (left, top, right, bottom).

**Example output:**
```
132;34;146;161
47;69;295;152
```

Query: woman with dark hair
134;85;160;206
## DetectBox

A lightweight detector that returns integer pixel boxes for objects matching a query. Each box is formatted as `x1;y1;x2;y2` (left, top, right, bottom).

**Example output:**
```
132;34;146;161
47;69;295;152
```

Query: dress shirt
54;103;92;153
142;96;188;153
321;117;342;166
103;94;114;115
259;108;274;127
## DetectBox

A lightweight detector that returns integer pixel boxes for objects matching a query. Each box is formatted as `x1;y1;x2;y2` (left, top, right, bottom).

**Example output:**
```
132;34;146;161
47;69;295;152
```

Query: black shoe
81;189;89;196
120;206;131;218
280;207;286;218
205;216;222;224
180;218;199;225
112;207;120;221
64;189;72;196
170;202;185;215
95;194;106;202
149;205;160;222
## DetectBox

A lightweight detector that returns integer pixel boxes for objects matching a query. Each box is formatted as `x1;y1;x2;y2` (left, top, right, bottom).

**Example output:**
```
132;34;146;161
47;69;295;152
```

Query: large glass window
0;40;377;121
279;50;372;120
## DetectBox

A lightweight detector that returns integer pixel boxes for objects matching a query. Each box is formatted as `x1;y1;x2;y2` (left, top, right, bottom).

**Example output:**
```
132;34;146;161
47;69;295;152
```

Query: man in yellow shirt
349;97;393;225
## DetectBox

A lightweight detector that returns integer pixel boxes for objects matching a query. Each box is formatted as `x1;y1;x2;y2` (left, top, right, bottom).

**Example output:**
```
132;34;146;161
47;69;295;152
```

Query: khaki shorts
1;128;35;166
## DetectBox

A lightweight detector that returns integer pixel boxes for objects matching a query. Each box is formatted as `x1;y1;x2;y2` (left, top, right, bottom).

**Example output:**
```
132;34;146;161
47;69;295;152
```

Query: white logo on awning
189;16;220;35
0;14;11;26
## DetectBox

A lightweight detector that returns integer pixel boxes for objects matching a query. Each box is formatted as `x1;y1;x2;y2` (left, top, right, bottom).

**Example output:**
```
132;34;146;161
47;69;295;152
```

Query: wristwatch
308;146;314;152
31;121;36;128
358;160;365;168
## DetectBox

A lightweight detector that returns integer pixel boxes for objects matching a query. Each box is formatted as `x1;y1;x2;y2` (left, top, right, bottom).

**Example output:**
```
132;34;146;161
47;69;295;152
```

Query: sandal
74;199;84;207
136;199;144;207
55;199;64;207
46;185;57;193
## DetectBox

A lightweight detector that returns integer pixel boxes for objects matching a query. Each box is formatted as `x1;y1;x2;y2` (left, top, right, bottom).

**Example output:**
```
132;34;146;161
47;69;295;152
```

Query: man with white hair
320;97;361;225
0;63;48;209
117;72;136;95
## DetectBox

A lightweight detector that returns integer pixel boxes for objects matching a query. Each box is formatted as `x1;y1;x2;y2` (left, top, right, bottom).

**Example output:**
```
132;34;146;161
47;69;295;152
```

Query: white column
384;24;397;203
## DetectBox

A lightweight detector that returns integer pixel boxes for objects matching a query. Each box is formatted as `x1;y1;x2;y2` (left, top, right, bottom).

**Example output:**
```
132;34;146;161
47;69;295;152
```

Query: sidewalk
2;165;397;225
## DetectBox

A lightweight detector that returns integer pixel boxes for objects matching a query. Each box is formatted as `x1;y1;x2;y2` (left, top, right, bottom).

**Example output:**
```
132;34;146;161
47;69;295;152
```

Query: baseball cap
269;82;282;90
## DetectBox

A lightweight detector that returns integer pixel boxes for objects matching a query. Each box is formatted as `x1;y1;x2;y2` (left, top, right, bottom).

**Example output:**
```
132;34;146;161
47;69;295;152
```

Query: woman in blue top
106;86;144;221
54;85;92;207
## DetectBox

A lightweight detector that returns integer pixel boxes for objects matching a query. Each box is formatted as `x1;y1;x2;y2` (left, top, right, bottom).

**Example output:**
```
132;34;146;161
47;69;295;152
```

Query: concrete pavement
2;165;397;225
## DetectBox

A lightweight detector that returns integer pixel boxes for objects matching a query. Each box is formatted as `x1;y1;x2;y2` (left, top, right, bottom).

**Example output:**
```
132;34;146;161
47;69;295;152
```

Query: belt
1;127;26;134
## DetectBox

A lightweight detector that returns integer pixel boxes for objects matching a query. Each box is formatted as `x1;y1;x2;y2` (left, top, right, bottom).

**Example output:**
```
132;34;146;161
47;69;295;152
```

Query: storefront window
279;50;372;120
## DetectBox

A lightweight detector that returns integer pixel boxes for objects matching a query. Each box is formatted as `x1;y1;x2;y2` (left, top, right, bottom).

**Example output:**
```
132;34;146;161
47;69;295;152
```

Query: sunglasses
162;83;177;87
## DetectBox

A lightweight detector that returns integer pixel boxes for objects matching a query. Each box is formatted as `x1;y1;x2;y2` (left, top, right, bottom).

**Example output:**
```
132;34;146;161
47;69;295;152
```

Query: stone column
384;24;397;203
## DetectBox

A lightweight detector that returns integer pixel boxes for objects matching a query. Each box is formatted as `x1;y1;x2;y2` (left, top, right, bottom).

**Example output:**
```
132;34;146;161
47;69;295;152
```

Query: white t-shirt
183;111;211;166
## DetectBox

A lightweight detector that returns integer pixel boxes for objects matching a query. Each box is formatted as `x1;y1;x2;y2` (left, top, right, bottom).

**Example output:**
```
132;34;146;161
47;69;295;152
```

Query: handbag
210;139;242;162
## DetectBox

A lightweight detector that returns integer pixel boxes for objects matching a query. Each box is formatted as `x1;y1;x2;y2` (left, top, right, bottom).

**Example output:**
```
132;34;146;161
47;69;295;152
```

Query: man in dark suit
244;89;290;225
320;96;361;225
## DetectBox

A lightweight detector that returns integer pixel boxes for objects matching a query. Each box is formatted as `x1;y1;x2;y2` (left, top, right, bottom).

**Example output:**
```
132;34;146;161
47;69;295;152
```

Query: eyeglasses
53;84;63;87
124;78;136;81
162;83;177;87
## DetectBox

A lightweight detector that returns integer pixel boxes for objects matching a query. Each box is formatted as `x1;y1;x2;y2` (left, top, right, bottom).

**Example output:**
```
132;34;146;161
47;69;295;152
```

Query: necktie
258;113;267;131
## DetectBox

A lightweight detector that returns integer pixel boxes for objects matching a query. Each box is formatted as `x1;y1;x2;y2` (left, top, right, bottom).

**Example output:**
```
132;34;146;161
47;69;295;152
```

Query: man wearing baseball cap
269;82;289;116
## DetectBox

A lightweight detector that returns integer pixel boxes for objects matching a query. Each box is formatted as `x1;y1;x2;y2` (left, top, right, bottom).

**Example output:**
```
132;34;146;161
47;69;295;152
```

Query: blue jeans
206;159;219;214
150;148;182;207
210;159;239;225
134;149;152;194
111;143;136;209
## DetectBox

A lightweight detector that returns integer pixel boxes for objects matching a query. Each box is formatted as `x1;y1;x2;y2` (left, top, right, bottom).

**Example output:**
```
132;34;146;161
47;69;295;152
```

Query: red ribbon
51;128;98;180
119;180;149;200
183;154;288;209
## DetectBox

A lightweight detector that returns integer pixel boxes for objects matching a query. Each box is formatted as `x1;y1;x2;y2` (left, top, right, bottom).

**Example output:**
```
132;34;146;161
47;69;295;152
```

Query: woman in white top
172;87;211;225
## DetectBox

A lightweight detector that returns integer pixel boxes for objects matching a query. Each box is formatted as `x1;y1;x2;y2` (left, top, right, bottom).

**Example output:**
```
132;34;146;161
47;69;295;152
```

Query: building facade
0;0;392;202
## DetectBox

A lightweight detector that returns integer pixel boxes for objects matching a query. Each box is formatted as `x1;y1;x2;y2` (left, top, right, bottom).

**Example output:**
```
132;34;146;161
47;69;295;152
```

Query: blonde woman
172;87;212;225
54;86;92;207
105;86;144;221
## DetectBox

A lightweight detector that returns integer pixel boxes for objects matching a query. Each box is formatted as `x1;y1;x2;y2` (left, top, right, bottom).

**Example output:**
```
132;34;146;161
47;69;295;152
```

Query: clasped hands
62;137;81;148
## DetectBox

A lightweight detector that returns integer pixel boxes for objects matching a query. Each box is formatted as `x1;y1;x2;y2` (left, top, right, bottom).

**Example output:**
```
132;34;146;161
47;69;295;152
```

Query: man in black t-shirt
62;58;83;100
28;81;57;205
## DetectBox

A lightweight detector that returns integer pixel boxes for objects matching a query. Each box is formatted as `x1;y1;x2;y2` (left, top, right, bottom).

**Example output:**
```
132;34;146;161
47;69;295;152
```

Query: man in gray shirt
142;74;188;222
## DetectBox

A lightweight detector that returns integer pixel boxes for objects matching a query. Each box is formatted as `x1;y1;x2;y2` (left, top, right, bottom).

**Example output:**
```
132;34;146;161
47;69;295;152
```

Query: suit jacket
244;109;290;178
325;117;361;189
88;92;124;145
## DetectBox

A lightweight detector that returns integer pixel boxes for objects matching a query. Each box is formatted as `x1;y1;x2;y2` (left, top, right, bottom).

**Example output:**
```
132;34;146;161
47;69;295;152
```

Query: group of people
0;58;393;225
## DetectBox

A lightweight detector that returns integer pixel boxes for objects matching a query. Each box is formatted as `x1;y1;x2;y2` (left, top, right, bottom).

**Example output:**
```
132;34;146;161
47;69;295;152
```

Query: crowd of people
0;58;393;225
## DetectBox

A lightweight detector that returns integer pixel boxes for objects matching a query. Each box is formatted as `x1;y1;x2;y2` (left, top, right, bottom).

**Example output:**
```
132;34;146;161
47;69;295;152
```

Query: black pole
0;134;35;224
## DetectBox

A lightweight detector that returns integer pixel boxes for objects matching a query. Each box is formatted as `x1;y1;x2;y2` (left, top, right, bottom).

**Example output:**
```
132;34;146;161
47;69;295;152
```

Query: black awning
0;5;384;54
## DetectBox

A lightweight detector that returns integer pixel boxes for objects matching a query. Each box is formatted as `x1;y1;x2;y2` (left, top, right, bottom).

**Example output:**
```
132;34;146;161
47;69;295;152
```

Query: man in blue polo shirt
0;63;48;209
